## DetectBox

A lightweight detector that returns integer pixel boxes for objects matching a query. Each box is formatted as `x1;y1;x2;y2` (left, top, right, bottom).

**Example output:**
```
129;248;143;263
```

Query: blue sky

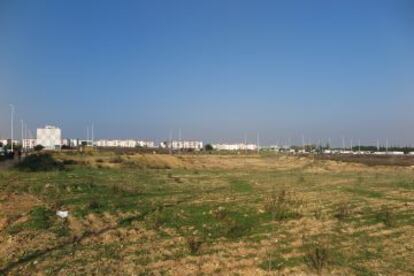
0;0;413;146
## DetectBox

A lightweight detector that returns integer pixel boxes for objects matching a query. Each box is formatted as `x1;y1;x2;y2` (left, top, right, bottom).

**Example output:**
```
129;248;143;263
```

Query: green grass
229;179;253;193
343;186;383;198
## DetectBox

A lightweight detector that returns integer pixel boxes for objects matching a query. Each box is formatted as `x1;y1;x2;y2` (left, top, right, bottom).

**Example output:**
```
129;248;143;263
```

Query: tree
204;144;214;151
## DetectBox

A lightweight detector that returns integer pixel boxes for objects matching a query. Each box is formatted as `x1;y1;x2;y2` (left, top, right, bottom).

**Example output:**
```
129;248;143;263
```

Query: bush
204;144;214;151
15;153;65;172
34;145;44;151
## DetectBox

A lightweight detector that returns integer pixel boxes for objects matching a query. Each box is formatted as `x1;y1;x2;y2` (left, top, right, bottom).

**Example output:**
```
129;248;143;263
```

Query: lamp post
21;119;24;151
9;104;14;152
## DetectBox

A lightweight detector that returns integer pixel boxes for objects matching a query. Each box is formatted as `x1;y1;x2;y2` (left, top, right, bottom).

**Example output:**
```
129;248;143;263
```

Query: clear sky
0;0;413;146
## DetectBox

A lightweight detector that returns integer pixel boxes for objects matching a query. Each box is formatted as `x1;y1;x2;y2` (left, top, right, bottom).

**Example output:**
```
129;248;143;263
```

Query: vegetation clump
264;190;302;220
15;153;65;172
186;236;203;255
377;206;397;227
334;202;352;221
304;240;331;274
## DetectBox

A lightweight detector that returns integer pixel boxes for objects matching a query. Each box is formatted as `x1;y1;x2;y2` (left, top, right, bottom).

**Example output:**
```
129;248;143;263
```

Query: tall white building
36;125;62;150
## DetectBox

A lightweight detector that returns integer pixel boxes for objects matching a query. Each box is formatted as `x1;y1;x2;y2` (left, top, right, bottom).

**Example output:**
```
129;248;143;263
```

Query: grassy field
0;151;413;275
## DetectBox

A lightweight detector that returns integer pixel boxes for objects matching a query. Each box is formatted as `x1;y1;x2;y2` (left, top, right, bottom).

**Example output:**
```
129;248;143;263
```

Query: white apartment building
212;143;258;151
36;125;62;150
95;139;155;148
161;140;203;151
61;139;80;148
136;140;155;148
23;138;37;149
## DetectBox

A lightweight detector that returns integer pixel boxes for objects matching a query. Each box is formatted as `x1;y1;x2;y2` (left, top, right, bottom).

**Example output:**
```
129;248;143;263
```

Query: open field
0;151;413;275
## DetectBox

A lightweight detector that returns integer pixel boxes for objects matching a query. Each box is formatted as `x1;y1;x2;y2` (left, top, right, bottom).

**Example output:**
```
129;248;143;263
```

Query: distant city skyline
1;0;413;146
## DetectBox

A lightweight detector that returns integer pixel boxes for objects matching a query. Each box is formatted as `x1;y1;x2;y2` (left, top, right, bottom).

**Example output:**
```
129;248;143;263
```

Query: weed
376;206;397;227
211;206;228;220
334;202;352;220
223;218;252;239
314;208;323;220
186;236;203;255
87;199;104;211
264;190;302;220
110;156;124;164
304;240;330;274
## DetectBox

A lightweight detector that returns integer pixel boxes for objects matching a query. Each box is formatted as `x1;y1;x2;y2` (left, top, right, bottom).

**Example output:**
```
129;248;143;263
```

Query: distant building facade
95;139;155;148
23;138;37;149
36;125;62;150
212;143;257;151
161;140;203;151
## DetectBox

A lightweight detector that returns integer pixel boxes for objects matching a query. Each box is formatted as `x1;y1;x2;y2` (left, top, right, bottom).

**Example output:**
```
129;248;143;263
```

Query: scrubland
0;151;413;275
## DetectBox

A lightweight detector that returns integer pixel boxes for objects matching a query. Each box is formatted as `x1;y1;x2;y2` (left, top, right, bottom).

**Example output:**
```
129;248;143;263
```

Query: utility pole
244;133;247;153
9;104;14;152
257;132;260;154
302;134;305;150
91;124;94;147
86;126;89;146
386;138;389;153
178;128;182;152
169;130;172;154
350;138;353;152
21;119;24;150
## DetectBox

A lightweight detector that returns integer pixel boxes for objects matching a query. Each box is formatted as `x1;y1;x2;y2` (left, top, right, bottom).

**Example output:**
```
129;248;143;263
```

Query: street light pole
9;104;14;152
21;119;24;150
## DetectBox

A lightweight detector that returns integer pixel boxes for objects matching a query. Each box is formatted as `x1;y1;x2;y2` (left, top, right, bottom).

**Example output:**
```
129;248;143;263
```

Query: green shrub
15;153;64;172
34;145;44;151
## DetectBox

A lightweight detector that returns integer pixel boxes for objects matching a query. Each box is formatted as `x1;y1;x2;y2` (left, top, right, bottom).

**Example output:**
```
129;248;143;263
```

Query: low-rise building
95;139;155;148
23;138;37;149
386;151;404;155
161;140;203;151
212;143;257;151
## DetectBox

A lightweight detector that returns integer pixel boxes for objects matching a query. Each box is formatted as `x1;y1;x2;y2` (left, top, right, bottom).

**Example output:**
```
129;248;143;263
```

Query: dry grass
0;151;413;275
